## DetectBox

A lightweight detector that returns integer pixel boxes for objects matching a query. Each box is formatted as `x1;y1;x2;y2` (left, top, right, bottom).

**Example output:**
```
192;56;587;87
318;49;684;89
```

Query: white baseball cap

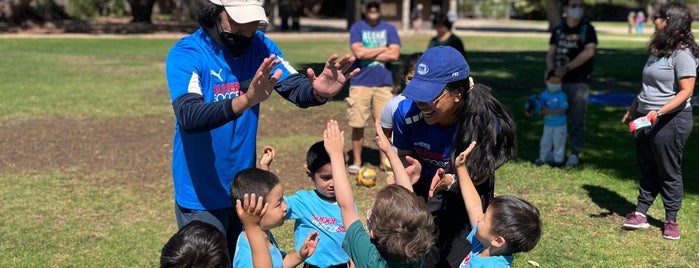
209;0;268;23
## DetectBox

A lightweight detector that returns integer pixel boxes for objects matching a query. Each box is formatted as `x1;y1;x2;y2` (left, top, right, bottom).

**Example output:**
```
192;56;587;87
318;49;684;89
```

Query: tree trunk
1;0;32;23
545;0;561;32
128;0;156;23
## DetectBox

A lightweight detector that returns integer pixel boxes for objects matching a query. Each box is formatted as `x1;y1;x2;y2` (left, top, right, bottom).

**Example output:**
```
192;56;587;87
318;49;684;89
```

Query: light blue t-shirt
539;89;567;127
233;231;285;268
285;190;350;267
458;225;513;268
166;28;298;210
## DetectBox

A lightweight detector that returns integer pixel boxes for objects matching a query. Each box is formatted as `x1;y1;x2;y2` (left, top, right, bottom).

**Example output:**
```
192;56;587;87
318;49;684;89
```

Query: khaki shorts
346;85;393;128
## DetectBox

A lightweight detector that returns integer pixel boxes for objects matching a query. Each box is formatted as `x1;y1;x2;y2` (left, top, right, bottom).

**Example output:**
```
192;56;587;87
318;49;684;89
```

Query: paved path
0;17;655;40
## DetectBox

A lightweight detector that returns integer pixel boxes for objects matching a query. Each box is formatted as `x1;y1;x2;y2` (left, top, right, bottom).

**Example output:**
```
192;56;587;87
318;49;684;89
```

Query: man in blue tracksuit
165;0;358;259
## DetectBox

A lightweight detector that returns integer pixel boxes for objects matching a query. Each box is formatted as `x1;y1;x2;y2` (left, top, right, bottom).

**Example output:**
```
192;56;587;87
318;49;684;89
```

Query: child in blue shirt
230;168;320;268
529;71;568;167
454;142;542;267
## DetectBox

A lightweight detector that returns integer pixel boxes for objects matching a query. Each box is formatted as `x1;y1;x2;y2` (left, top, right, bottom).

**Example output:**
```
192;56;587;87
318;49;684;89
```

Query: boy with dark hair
324;119;435;267
160;220;230;268
284;141;354;268
230;168;319;268
454;142;542;267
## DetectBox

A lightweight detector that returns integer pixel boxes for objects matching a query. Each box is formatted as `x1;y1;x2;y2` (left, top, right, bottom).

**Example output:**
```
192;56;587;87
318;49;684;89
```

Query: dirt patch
0;102;383;192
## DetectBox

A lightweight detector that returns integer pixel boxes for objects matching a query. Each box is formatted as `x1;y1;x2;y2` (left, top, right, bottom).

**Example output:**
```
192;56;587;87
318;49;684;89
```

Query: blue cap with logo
402;46;470;103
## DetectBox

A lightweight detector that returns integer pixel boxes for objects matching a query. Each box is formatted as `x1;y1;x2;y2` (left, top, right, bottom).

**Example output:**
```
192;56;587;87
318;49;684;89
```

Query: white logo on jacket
210;69;223;82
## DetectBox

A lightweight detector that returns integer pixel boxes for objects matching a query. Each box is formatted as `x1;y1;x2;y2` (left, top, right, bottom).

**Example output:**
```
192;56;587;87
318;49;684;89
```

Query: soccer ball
356;167;377;187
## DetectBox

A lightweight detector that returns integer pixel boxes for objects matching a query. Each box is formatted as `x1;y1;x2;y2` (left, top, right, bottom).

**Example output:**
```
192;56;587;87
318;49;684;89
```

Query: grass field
1;23;698;267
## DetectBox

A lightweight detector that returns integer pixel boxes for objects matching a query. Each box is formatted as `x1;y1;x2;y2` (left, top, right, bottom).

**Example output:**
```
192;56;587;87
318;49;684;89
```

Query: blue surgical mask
568;7;584;20
547;83;562;93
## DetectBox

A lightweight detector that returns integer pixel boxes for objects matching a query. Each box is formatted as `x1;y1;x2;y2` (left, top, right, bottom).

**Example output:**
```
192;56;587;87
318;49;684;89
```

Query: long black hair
447;80;516;185
649;2;699;59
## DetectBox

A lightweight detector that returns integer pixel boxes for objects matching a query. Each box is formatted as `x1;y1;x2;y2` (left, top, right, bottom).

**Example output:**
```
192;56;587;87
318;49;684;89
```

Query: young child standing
284;141;354;268
230;168;320;268
324;119;435;267
530;71;568;167
454;141;542;267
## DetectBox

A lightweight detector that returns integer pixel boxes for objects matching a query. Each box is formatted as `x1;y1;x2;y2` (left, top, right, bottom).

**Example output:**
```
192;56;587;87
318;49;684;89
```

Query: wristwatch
656;109;663;117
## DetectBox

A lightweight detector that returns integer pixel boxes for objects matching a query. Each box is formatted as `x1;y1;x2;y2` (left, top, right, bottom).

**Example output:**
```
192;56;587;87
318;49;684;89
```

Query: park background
1;0;699;267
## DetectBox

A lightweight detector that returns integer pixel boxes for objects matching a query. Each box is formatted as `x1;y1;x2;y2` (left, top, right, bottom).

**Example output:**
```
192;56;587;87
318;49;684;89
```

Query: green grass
1;27;699;267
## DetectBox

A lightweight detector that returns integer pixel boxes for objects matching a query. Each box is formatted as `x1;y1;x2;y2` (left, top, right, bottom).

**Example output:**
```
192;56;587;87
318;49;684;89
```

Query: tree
1;0;32;23
545;0;561;31
127;0;156;23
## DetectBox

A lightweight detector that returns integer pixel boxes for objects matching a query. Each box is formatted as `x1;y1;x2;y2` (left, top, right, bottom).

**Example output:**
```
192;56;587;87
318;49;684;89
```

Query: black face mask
216;20;252;58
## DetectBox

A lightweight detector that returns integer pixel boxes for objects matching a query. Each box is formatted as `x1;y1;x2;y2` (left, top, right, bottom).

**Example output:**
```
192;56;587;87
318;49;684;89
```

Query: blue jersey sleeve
284;194;302;220
392;100;413;151
263;35;325;108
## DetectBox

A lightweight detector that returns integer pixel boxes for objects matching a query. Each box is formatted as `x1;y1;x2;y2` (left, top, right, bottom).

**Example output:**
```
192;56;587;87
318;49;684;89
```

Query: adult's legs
648;110;692;221
347;86;373;170
175;203;241;260
563;83;589;157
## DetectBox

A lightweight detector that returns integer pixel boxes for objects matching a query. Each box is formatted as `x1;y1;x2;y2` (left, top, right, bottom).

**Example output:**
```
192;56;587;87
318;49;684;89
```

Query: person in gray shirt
620;2;698;241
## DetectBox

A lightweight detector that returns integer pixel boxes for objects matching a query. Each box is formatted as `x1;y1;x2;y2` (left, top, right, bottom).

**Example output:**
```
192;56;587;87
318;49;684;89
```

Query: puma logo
210;69;223;82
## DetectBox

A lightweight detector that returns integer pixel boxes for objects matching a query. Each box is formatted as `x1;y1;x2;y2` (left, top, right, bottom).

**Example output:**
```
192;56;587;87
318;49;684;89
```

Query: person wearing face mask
545;0;597;167
527;70;568;167
164;0;360;260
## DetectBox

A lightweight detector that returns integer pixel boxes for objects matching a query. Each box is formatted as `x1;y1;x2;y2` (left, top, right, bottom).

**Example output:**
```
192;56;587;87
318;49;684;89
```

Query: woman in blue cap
391;46;516;268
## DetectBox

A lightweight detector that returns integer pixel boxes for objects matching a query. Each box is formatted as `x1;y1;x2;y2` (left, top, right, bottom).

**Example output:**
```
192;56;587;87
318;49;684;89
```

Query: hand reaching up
323;119;345;158
259;146;275;171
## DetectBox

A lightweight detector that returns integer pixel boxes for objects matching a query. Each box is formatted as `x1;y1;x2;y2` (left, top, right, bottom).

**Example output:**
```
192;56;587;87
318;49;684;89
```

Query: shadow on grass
582;184;665;228
296;47;699;195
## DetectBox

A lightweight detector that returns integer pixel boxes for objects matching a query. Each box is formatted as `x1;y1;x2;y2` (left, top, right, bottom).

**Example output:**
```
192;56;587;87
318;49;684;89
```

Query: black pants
633;109;692;221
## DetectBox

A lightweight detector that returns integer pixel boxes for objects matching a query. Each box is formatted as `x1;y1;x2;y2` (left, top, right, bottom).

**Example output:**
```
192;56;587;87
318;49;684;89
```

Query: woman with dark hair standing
621;2;698;240
428;14;466;60
392;46;516;267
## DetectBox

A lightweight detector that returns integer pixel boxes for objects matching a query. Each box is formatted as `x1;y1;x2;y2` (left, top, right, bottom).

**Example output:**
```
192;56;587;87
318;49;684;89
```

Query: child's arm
374;120;418;192
259;146;275;171
454;141;483;228
235;193;272;268
282;232;319;268
323;119;360;229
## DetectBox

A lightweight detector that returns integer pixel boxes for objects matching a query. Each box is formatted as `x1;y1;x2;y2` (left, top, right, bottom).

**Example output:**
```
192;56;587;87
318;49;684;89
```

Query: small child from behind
230;168;319;268
324;119;435;267
455;142;542;267
160;220;230;268
531;70;568;167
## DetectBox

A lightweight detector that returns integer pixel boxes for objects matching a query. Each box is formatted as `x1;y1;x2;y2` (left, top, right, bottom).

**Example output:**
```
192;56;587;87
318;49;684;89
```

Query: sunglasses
653;15;667;20
423;89;450;107
569;4;583;8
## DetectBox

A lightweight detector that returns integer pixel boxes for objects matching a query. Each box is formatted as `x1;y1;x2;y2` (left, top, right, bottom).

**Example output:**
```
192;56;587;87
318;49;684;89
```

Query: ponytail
451;82;516;185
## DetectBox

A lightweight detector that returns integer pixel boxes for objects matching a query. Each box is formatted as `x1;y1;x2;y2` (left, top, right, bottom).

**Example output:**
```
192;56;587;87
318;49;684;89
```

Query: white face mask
568;7;584;20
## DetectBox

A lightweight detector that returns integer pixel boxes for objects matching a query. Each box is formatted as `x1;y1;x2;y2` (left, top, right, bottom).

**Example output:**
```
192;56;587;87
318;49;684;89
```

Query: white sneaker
566;154;579;166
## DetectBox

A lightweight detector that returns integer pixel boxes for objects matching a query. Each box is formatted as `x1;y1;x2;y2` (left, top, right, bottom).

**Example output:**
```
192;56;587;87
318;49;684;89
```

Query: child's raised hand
298;231;320;260
403;155;422;185
455;141;477;167
259;146;275;171
323;120;345;157
373;120;392;153
235;193;268;228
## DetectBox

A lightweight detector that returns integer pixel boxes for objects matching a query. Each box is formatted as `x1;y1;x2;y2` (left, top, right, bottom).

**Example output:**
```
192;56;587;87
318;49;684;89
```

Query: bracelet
656;109;663;117
445;174;457;191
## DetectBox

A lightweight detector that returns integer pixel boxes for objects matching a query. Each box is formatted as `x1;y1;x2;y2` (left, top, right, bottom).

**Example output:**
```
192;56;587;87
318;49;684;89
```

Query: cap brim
224;6;268;23
402;78;446;103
